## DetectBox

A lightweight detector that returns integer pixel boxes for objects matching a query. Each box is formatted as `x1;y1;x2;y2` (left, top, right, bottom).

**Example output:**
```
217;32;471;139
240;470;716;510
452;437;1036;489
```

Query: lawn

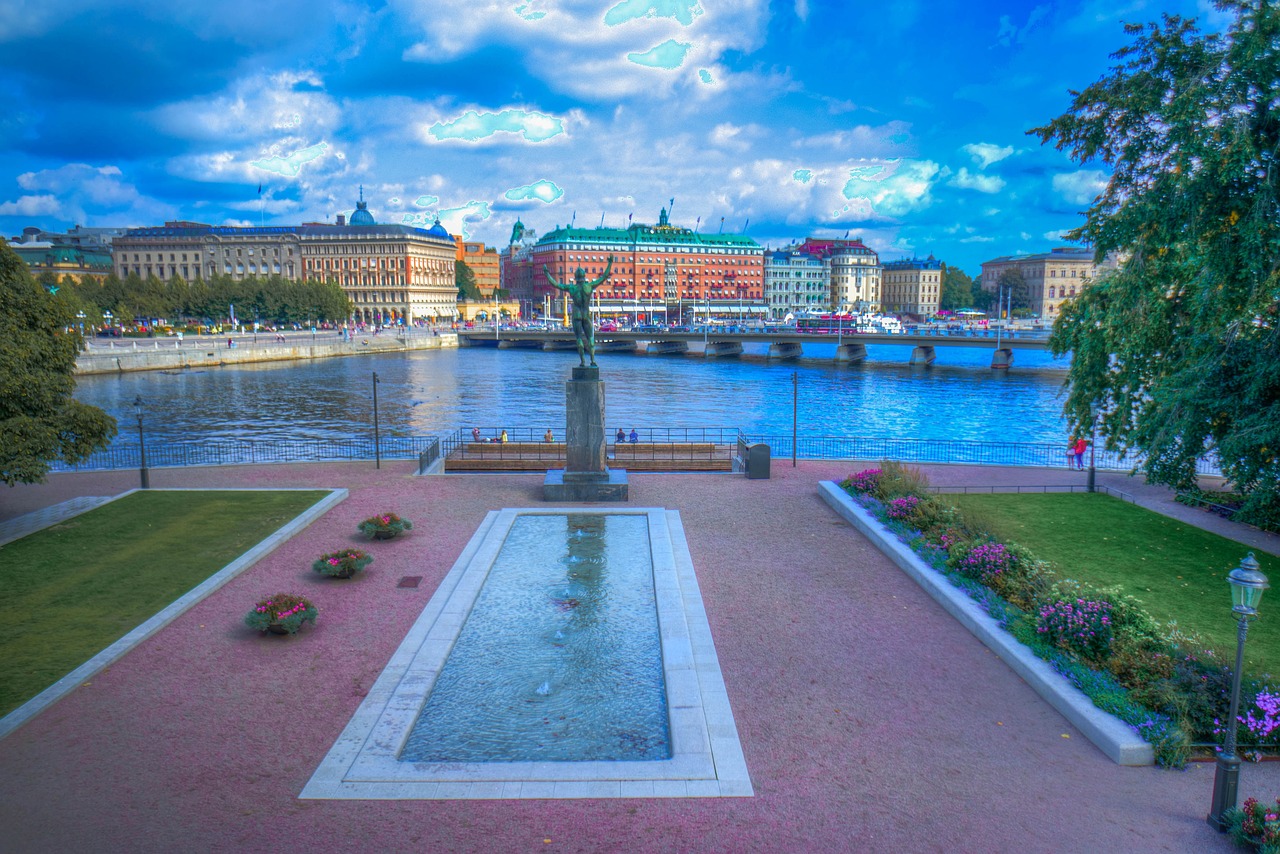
950;492;1279;677
0;489;331;717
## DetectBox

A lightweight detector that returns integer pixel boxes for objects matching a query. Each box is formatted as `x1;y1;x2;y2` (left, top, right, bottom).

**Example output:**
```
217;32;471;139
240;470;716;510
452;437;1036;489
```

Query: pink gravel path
0;461;1276;853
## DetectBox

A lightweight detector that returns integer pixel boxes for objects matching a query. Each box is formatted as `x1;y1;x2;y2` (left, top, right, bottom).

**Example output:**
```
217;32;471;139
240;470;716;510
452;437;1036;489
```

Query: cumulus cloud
1052;169;1108;205
151;71;342;143
962;142;1014;168
425;109;566;143
0;194;61;216
993;5;1051;47
950;167;1005;193
6;162;170;224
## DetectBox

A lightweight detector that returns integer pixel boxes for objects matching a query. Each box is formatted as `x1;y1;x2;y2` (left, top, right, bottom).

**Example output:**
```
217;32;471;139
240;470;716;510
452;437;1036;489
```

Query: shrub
874;460;928;502
886;495;921;521
1036;596;1115;663
244;593;317;635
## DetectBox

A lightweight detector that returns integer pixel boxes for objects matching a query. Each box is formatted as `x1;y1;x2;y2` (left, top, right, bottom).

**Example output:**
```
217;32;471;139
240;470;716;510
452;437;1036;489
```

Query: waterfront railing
47;429;1222;478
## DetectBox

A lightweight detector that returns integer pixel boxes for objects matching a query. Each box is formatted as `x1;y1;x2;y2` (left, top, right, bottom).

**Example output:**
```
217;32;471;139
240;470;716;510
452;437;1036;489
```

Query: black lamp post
133;395;150;489
371;371;381;469
1208;552;1269;831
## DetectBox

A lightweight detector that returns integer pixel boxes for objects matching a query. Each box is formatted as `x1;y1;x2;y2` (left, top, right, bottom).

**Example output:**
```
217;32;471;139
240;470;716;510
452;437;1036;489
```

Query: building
111;190;458;324
764;248;830;319
8;241;114;283
519;208;765;324
499;219;539;317
454;237;501;297
980;247;1097;319
796;238;881;312
882;256;943;318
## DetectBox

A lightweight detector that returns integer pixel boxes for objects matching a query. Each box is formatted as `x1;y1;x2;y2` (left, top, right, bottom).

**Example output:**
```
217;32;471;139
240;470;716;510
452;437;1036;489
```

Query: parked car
598;321;618;332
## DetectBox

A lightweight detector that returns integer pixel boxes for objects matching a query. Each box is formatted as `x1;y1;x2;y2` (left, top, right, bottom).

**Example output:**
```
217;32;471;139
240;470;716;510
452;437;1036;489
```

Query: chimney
336;214;346;226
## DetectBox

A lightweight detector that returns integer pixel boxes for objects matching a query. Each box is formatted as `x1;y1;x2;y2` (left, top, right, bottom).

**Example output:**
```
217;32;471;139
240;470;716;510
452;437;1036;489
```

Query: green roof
537;223;760;250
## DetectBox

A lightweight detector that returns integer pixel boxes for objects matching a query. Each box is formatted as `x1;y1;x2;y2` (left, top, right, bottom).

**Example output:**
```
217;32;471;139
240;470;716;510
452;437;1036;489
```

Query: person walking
1073;436;1089;471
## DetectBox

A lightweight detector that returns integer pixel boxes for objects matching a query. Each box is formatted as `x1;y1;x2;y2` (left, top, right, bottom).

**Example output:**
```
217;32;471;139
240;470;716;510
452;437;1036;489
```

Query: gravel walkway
0;461;1275;853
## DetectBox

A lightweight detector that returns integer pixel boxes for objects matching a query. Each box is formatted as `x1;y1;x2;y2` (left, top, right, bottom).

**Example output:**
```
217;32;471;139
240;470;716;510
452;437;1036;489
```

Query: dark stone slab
543;468;629;502
565;371;606;474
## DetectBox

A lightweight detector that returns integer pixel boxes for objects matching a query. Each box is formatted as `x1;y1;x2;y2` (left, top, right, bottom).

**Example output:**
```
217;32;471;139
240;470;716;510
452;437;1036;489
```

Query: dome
349;185;376;225
426;217;450;239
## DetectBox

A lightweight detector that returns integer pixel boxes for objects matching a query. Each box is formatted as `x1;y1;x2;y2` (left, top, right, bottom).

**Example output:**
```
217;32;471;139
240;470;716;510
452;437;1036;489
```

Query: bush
1036;596;1115;663
886;495;921;521
357;512;413;539
244;593;317;635
874;460;928;502
312;548;373;578
841;468;882;496
1226;796;1280;852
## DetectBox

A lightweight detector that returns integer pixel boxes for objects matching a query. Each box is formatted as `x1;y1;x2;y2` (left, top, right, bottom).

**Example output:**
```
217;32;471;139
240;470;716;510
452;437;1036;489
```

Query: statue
544;256;613;367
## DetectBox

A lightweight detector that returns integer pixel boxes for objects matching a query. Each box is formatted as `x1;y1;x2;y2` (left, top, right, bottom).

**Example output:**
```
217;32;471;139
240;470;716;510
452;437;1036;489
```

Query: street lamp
133;395;150;489
371;371;382;469
1208;553;1270;831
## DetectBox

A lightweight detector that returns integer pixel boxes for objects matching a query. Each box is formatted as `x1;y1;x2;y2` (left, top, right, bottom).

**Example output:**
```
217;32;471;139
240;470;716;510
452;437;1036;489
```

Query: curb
818;480;1154;766
0;487;349;742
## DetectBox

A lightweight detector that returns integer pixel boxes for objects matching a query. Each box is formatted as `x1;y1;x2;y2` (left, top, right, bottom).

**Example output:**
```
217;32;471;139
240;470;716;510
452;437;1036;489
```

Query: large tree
939;264;975;312
1032;0;1280;527
0;244;116;484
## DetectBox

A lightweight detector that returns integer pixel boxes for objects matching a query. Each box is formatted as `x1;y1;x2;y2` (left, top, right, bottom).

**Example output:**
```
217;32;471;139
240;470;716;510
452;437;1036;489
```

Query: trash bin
746;443;770;479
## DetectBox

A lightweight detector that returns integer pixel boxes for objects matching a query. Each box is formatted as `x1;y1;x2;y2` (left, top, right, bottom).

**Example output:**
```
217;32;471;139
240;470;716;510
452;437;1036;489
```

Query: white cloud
962;142;1014;168
840;159;939;218
1052;169;1108;205
994;5;1051;47
950;167;1006;194
0;194;61;216
709;122;759;152
794;0;809;22
151;71;342;143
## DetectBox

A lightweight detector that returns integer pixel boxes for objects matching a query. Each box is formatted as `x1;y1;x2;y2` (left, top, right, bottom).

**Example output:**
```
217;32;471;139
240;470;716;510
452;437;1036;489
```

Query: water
72;342;1073;451
400;513;669;763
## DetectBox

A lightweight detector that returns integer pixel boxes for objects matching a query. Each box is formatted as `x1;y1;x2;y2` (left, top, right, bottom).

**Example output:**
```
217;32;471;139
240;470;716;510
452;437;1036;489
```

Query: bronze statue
544;256;613;367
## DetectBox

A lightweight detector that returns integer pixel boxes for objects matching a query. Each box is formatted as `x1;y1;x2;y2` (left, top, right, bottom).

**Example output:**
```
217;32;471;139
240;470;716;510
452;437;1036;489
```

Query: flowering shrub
886;495;921;520
842;468;882;496
953;541;1013;583
1243;691;1280;743
1036;597;1114;662
244;593;317;635
1226;796;1280;852
357;512;413;539
312;548;373;577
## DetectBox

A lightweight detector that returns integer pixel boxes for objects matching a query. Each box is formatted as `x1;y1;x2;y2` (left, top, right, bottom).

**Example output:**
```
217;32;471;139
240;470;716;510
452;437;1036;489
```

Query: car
598;321;618;332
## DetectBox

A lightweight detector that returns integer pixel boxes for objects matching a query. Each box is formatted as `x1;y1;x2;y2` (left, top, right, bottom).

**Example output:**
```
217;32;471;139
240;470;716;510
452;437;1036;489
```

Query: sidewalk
0;461;1275;853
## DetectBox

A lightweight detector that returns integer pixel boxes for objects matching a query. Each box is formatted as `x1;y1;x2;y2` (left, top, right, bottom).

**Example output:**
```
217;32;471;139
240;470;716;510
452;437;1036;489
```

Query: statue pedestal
544;365;629;501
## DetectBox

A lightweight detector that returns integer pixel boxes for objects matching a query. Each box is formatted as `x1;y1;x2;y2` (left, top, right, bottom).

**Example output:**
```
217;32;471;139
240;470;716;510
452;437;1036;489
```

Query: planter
313;548;373;578
371;530;399;541
267;623;290;635
358;514;413;540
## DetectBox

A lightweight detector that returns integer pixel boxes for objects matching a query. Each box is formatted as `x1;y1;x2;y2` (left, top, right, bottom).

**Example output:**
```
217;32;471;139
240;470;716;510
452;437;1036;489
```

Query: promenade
0;462;1276;853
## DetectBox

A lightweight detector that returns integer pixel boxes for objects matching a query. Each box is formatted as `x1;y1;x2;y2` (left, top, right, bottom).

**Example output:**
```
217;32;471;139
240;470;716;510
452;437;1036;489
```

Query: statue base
544;364;628;501
543;468;630;502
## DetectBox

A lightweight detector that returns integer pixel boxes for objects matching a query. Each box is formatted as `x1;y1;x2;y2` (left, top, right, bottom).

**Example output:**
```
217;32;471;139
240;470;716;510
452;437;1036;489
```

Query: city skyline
0;0;1231;274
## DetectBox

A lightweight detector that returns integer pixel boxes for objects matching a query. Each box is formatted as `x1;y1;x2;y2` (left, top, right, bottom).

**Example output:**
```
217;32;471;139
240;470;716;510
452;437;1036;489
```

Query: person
1073;436;1089;471
543;429;554;443
499;429;509;444
543;256;614;367
615;428;626;442
629;428;639;444
472;427;482;443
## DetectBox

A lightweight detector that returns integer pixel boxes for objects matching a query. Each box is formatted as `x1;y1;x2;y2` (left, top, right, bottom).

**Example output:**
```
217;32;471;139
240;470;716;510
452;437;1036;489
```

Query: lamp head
1228;552;1269;617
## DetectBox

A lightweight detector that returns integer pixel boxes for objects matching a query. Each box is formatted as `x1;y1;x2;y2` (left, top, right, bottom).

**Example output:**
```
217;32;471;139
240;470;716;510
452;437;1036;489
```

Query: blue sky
0;0;1232;274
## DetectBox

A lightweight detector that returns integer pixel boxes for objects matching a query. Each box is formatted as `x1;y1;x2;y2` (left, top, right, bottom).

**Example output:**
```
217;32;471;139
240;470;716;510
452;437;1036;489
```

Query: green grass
950;493;1279;676
0;490;331;717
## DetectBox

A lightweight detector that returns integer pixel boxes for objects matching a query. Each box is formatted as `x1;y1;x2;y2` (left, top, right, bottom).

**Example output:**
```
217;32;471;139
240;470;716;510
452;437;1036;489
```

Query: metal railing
47;428;1223;478
928;484;1140;504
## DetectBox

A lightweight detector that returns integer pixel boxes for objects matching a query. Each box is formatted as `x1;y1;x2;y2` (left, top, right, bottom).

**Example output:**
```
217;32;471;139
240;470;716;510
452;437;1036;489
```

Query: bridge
458;327;1054;368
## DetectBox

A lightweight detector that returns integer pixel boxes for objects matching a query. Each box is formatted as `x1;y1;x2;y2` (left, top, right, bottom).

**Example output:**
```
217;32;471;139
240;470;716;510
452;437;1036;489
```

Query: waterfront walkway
0;462;1276;852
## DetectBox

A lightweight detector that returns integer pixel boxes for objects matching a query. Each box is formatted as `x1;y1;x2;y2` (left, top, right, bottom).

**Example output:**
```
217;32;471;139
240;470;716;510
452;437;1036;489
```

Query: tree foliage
455;260;482;301
0;244;116;485
1032;0;1280;527
939;264;975;312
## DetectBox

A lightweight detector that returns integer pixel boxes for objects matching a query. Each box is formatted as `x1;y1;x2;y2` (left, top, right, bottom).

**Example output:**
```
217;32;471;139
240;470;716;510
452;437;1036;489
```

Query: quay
74;329;458;375
461;326;1053;368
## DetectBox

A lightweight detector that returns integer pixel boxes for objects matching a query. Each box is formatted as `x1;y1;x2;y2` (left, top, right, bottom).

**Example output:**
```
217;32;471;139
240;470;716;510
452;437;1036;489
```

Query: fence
48;428;1222;478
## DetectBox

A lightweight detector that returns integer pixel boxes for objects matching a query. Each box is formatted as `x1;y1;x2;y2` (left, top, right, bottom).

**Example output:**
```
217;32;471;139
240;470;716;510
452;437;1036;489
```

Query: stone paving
0;461;1276;853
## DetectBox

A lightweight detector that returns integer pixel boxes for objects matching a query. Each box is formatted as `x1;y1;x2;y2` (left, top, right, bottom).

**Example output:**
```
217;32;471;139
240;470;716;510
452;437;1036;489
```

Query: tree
456;260;482;301
939;264;975;312
1031;0;1280;527
0;244;116;485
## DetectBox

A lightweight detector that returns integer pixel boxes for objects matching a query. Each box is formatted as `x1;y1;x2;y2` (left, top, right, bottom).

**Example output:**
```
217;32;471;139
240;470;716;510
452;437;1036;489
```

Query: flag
257;183;262;195
743;218;749;233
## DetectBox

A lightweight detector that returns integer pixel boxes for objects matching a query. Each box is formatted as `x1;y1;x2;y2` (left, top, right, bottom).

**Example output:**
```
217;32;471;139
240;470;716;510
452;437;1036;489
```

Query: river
71;342;1073;456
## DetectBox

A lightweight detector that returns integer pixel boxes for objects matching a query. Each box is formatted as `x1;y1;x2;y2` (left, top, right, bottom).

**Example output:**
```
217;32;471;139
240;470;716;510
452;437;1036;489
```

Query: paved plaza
0;461;1277;852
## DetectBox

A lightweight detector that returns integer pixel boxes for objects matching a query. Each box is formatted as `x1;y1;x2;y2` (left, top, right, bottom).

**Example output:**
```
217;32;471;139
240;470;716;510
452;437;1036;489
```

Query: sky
0;0;1234;275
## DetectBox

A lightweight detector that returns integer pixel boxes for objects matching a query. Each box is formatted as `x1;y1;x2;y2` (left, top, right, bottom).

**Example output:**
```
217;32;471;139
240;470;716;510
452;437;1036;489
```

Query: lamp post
371;371;382;469
1207;553;1269;831
133;395;150;489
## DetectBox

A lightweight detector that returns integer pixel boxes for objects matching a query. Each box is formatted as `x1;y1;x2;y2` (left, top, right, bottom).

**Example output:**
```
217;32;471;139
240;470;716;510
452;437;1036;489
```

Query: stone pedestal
544;365;629;501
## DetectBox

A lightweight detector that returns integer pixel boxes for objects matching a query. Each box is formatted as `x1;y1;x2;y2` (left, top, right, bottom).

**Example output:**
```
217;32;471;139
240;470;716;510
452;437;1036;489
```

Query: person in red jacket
1073;437;1089;471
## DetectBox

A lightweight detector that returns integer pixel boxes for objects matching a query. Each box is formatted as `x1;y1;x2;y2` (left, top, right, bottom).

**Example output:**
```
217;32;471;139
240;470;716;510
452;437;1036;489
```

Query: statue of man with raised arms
544;256;613;367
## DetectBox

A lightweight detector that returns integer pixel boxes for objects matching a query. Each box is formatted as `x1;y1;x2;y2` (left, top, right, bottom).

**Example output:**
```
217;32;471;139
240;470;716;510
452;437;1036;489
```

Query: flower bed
835;461;1279;767
357;512;413;540
244;593;317;635
1226;796;1280;852
312;548;373;578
